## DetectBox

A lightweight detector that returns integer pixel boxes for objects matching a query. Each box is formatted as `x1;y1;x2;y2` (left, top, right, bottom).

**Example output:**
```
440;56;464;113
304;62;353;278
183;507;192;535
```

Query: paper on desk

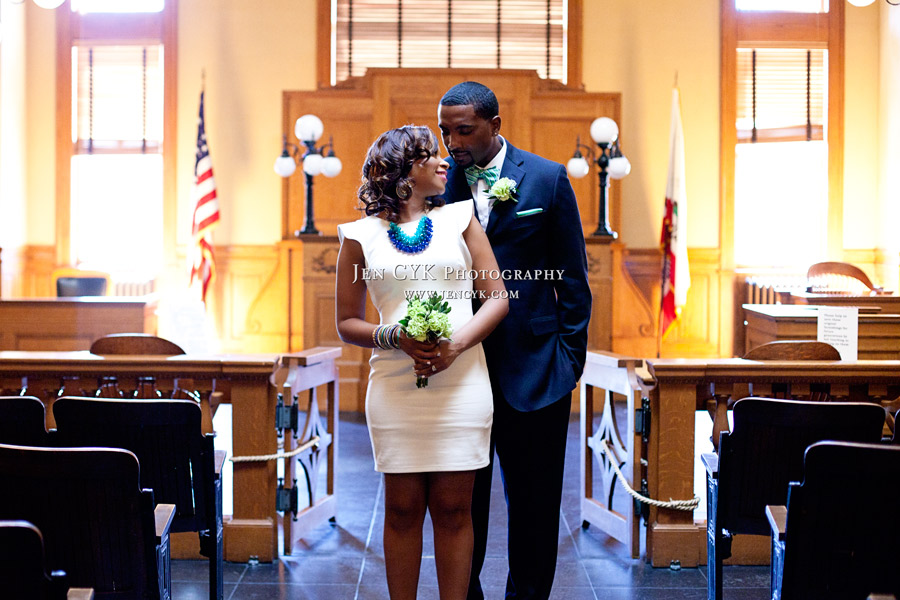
816;306;858;360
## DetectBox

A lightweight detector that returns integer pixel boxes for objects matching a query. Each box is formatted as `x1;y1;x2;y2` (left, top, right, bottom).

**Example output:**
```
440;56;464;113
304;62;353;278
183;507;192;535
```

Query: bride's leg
428;470;477;600
383;472;427;599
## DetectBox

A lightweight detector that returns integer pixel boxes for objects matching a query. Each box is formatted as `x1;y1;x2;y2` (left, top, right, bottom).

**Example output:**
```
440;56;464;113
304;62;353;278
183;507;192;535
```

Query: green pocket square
515;208;543;218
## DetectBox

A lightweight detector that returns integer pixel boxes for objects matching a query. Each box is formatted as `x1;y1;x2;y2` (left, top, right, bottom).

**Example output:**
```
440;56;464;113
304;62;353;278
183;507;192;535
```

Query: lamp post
273;114;342;236
567;117;631;238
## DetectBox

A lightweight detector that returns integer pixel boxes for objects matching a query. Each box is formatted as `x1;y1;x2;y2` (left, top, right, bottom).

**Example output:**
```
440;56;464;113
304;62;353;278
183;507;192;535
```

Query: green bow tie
464;165;500;188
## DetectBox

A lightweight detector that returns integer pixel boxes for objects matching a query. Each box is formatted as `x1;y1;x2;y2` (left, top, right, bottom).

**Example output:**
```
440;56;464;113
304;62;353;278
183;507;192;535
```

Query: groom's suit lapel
485;144;527;238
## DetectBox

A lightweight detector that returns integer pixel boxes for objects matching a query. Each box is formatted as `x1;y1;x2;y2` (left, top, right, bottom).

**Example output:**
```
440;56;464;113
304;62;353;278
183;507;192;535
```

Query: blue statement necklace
388;215;433;254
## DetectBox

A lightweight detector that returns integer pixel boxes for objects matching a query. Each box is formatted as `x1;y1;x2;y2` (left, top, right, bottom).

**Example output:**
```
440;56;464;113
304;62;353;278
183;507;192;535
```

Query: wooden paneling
217;245;287;354
585;239;618;352
613;247;728;358
281;69;620;241
18;245;61;298
613;248;661;358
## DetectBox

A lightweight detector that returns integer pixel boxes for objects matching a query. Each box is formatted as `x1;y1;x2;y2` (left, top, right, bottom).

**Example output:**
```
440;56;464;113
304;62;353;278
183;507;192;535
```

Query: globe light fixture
568;117;631;238
274;113;342;235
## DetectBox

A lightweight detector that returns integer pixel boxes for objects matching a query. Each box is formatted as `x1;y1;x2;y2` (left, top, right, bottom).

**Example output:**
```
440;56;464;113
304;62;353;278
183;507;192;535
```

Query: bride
335;125;508;599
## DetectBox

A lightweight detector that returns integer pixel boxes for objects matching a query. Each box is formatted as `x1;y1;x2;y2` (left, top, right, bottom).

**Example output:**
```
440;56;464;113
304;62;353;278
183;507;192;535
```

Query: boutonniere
487;177;518;203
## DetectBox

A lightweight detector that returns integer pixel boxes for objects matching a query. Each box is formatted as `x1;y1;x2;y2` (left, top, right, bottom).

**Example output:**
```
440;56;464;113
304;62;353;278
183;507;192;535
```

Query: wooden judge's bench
0;297;158;351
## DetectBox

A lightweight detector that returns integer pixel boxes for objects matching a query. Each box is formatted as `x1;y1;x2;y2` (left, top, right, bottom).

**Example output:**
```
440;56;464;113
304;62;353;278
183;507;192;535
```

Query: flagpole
657;307;663;358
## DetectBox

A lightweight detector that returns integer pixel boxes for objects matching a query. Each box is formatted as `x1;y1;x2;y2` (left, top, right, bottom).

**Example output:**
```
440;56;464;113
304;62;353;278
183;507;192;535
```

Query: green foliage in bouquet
399;293;452;387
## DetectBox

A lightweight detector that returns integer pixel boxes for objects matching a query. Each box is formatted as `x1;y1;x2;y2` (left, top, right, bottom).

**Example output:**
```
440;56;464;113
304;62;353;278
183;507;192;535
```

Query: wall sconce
274;114;342;236
567;117;631;238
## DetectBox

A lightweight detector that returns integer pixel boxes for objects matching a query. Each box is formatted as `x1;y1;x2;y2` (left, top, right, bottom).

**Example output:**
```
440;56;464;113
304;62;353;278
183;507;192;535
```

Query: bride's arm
416;214;508;378
336;237;437;360
335;238;375;347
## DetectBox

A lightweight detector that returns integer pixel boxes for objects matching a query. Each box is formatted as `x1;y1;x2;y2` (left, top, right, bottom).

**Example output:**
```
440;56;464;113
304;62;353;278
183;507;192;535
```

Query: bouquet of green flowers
399;293;452;388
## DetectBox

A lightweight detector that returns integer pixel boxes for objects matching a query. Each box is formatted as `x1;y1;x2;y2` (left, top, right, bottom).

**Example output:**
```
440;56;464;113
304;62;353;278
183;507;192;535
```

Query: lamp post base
591;225;618;238
294;225;322;237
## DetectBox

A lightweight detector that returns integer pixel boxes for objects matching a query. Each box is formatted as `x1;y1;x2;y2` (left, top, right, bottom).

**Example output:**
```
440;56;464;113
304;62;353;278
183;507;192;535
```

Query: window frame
720;0;844;268
314;0;583;88
55;0;178;269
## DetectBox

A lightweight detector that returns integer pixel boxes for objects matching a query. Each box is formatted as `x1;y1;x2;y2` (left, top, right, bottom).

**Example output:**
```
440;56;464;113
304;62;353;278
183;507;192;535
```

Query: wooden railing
0;347;340;562
581;351;900;567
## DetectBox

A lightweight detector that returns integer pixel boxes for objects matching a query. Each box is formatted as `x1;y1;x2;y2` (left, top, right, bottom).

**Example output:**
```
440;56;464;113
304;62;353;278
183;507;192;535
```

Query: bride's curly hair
358;125;446;222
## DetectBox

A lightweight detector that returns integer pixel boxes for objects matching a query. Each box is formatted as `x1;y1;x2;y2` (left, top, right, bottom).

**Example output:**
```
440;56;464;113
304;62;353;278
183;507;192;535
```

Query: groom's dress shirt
466;138;508;229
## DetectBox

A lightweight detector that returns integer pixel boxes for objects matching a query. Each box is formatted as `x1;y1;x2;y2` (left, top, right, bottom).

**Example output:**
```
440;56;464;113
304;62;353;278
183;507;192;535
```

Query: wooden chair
742;340;841;361
708;341;844;451
0;396;51;446
0;520;94;600
52;396;224;600
807;261;885;295
701;397;886;600
89;333;219;431
51;268;111;297
89;333;185;356
767;441;900;600
0;443;174;600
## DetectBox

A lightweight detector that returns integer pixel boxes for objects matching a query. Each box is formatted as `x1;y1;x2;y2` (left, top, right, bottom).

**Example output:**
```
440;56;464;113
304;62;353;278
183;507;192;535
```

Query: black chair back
0;520;68;600
718;397;885;536
0;396;49;446
52;396;214;532
56;277;108;297
779;441;900;599
0;443;163;599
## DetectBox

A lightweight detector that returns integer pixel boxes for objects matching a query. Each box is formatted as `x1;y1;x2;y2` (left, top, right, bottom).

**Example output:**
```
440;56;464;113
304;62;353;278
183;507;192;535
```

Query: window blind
73;44;164;154
736;48;826;143
334;0;565;84
735;0;827;13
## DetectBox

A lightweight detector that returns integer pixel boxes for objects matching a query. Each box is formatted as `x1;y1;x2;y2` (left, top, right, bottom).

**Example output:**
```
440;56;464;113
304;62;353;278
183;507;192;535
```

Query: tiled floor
172;412;770;600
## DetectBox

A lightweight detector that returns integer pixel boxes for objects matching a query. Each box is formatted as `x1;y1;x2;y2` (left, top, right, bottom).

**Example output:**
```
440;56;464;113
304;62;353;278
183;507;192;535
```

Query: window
70;45;164;274
328;0;572;85
56;0;176;279
720;0;843;269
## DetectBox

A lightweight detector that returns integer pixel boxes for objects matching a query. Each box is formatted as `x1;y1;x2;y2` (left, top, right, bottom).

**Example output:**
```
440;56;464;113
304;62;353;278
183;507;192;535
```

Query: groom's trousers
467;389;572;600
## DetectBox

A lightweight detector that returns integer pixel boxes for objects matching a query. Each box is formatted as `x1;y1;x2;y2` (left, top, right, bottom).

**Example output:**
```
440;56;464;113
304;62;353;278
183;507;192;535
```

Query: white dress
337;200;493;473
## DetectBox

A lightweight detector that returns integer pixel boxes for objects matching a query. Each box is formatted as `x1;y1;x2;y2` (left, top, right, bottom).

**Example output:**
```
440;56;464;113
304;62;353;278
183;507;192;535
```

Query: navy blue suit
442;141;591;599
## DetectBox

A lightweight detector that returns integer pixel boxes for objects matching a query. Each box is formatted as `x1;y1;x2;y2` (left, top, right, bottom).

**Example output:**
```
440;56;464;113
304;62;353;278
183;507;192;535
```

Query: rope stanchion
230;436;320;463
599;439;699;511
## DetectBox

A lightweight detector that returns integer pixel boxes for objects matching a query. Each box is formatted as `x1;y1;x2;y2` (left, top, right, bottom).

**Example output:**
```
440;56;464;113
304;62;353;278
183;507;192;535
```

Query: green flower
405;314;429;341
488;177;518;203
426;312;452;339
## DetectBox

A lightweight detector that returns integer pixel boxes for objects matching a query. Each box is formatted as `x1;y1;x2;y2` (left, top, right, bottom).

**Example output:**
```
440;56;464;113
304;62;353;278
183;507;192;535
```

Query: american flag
190;90;220;304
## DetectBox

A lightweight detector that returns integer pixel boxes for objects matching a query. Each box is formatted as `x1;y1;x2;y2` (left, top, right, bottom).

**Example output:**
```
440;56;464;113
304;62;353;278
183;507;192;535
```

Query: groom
438;81;592;599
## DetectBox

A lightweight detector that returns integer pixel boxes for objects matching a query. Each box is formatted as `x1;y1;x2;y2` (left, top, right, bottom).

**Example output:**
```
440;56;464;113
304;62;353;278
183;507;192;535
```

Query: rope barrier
598;439;699;511
230;436;321;463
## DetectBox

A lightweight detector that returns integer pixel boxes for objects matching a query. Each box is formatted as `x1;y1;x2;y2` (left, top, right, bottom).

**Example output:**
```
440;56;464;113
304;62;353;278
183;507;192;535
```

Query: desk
787;291;900;313
0;297;158;351
0;347;340;562
743;303;900;359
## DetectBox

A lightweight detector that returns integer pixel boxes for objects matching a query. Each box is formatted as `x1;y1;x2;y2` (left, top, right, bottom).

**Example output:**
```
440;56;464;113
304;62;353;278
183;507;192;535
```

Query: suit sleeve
548;164;592;380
